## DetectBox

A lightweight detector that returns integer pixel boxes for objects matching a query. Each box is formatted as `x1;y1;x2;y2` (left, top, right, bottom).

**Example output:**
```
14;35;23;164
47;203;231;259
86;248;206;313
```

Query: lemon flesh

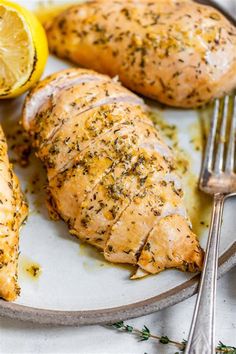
0;1;48;98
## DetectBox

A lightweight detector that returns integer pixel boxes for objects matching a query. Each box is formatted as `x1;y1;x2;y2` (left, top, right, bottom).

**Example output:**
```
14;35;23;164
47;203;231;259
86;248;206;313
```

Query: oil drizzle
19;256;42;281
79;243;134;273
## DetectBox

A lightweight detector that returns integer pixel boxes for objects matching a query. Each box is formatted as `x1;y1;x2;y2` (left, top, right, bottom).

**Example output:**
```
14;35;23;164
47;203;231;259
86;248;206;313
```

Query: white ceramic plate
0;0;235;325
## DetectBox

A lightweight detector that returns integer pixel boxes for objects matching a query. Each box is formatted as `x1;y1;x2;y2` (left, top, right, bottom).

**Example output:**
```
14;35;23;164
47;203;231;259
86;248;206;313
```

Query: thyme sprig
110;321;236;353
217;342;236;354
111;321;185;351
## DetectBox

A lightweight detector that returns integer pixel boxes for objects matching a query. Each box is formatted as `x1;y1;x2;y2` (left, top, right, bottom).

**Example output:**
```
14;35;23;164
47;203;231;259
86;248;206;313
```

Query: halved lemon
0;0;48;98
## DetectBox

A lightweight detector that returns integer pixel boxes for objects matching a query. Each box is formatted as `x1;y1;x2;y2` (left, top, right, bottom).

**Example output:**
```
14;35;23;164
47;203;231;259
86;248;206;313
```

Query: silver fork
185;94;236;354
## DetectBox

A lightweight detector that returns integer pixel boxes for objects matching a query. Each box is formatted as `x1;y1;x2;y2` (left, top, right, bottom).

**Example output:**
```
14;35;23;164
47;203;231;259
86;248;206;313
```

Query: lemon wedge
0;0;48;98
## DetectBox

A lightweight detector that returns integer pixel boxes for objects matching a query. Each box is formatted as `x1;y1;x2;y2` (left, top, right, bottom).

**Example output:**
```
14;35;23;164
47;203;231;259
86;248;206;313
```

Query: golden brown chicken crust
46;0;236;107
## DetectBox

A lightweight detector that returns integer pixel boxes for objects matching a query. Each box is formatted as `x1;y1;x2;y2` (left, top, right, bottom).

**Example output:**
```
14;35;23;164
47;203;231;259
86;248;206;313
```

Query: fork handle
185;193;225;354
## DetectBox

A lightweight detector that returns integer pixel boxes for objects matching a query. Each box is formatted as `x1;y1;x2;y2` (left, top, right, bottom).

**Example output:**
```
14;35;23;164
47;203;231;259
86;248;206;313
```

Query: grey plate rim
0;242;235;326
0;0;235;326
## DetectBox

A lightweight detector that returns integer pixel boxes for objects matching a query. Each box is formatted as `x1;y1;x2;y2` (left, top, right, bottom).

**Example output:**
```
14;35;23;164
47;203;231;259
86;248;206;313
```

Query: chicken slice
104;173;186;264
137;214;203;274
23;68;110;131
25;74;143;150
73;162;138;249
0;128;28;301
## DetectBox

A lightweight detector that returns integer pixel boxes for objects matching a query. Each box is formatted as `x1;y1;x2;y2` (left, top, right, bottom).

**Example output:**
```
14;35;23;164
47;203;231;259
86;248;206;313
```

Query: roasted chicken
0;127;28;301
46;0;236;108
22;68;204;278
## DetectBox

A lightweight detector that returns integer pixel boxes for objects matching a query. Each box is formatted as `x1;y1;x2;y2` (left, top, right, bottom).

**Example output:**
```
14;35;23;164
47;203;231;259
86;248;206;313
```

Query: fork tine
214;96;229;174
201;99;220;173
225;95;236;173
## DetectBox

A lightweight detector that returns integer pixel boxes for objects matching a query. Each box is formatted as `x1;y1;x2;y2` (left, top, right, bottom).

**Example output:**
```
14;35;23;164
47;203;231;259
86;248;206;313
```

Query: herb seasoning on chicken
0;127;28;301
46;0;236;107
22;68;203;278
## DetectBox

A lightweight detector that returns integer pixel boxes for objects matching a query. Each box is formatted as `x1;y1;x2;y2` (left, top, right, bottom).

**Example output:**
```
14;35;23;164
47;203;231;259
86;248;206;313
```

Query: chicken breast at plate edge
0;127;28;301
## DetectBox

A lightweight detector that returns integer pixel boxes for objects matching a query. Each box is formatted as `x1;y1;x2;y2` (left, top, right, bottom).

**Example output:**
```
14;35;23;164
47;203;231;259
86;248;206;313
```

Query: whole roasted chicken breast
46;0;236;107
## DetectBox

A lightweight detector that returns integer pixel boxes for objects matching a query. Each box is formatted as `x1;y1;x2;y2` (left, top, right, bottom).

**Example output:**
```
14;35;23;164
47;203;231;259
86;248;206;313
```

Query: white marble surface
1;0;236;353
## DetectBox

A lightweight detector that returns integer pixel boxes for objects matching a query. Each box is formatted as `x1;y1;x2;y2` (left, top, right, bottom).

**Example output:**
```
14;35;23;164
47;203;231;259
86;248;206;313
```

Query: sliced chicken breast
22;68;204;278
